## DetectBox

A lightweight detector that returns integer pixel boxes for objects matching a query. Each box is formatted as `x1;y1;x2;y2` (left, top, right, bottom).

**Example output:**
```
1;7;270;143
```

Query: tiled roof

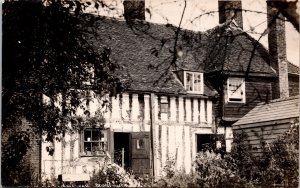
233;96;299;127
288;62;299;75
83;16;213;95
203;21;275;75
82;16;281;94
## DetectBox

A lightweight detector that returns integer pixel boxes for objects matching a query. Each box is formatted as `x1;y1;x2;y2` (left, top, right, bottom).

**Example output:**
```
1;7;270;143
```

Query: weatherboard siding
223;78;273;120
233;96;299;155
234;119;296;155
41;92;216;179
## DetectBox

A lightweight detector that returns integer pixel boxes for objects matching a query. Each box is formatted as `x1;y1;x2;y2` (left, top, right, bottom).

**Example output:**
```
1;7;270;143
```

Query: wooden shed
232;96;299;154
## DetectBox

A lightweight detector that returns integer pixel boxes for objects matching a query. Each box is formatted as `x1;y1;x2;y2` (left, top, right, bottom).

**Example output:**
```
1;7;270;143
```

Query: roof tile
82;16;284;95
233;96;299;126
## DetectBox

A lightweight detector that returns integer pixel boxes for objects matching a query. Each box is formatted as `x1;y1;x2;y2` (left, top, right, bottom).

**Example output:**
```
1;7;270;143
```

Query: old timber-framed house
3;0;299;183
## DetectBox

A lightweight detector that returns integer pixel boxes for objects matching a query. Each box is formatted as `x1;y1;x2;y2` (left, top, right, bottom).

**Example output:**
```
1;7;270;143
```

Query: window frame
183;71;204;94
136;138;145;150
160;96;168;114
226;77;246;103
80;128;108;157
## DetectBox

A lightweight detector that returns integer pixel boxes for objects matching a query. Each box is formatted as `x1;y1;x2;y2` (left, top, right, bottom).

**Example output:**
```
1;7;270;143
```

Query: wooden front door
131;132;151;176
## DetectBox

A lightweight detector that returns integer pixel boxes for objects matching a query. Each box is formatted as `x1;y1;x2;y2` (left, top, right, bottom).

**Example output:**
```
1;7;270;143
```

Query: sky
86;0;299;66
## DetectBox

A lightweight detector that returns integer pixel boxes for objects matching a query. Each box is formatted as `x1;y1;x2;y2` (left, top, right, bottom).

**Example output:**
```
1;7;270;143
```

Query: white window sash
184;71;203;94
227;78;245;103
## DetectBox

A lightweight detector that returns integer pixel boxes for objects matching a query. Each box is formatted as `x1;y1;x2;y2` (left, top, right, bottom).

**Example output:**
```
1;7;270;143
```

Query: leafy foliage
1;131;32;186
231;120;299;187
2;0;126;186
3;0;123;140
156;151;250;188
155;120;298;188
89;163;141;187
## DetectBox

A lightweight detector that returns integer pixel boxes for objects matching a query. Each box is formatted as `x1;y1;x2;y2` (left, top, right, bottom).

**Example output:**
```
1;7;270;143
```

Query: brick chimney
267;0;289;99
218;0;243;29
123;0;145;21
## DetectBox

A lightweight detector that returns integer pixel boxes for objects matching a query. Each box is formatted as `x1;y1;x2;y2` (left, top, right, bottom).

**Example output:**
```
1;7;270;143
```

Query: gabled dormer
175;70;204;94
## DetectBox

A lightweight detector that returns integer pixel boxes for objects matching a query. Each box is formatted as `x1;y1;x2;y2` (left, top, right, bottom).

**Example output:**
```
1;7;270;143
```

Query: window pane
186;73;193;91
101;131;106;142
92;142;100;152
160;103;168;113
92;130;100;141
84;142;92;152
84;130;91;141
228;78;244;102
99;142;106;152
194;74;201;91
83;129;108;155
137;139;145;149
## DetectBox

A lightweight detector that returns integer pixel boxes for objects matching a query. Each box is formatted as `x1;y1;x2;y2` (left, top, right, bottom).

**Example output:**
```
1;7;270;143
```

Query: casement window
184;72;204;94
81;128;108;156
227;77;245;103
160;96;168;113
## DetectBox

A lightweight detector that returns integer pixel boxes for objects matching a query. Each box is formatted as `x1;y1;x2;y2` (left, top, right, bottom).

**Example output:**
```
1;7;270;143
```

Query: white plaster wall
170;97;177;122
186;98;192;122
200;99;206;123
193;99;199;123
168;126;176;159
41;93;217;178
184;126;191;173
161;125;168;172
175;125;184;170
225;127;233;152
131;94;139;120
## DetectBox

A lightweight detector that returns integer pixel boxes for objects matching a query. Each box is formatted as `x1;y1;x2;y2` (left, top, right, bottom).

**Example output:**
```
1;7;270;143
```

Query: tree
268;0;299;32
2;0;125;186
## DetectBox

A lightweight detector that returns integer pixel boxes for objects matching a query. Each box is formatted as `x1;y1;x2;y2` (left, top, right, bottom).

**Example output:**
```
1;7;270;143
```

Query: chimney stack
218;0;243;29
123;0;145;22
267;0;289;99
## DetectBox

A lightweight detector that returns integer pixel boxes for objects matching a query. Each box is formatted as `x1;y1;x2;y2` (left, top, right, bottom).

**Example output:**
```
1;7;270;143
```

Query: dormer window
184;71;204;94
227;77;245;103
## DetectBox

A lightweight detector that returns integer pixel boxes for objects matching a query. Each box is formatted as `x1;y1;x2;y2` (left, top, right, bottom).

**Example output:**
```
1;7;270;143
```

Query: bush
1;131;33;186
155;171;198;188
155;151;252;188
193;151;252;188
89;162;141;187
264;120;299;187
231;120;299;187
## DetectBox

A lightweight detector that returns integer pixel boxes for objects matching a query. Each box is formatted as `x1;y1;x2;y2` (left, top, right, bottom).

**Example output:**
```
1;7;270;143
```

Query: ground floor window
81;128;108;156
196;134;214;152
196;134;226;153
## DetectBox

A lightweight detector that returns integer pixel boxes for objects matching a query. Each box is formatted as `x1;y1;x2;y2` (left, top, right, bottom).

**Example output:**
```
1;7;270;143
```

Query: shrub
193;151;252;188
1;131;33;186
155;151;252;188
89;162;141;187
155;171;198;188
231;120;299;187
264;120;299;187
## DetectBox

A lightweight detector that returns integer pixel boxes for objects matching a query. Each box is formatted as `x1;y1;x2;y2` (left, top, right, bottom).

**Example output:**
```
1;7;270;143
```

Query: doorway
114;133;131;170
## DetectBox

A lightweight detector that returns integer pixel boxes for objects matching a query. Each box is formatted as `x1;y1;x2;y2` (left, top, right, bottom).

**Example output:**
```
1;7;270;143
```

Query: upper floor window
160;96;168;113
227;77;245;103
184;72;204;94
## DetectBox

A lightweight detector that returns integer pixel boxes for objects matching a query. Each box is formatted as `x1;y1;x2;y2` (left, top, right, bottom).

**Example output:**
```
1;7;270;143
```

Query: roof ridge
287;61;300;74
82;12;205;35
257;95;299;106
